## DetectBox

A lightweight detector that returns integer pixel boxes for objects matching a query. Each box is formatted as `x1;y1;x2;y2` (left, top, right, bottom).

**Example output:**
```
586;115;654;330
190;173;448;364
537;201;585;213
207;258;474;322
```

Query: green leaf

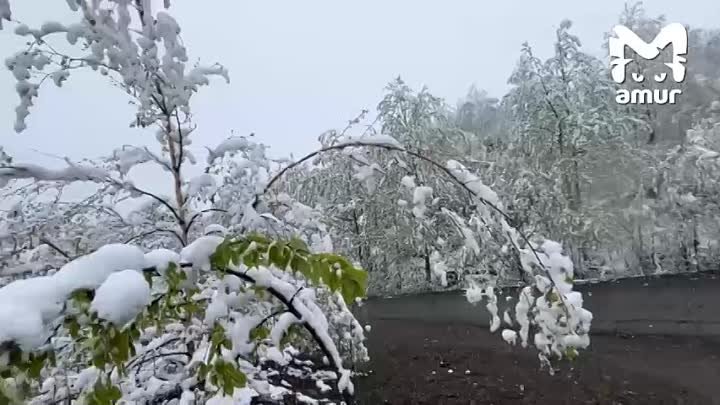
214;360;247;395
547;291;560;304
70;289;95;304
249;326;269;342
342;266;368;301
288;237;309;253
64;316;81;338
210;323;227;355
198;363;209;379
268;242;291;269
242;247;260;268
280;324;303;347
26;353;46;379
565;347;579;361
88;378;122;405
165;265;184;290
246;233;270;246
290;255;312;281
210;240;233;268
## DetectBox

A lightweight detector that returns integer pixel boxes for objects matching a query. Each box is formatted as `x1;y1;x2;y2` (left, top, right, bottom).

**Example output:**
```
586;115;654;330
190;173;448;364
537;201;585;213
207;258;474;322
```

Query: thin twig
39;236;72;260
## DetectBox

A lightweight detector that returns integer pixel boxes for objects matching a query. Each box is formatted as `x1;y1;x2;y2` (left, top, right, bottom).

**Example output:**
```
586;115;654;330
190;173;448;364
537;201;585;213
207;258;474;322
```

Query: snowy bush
0;234;368;404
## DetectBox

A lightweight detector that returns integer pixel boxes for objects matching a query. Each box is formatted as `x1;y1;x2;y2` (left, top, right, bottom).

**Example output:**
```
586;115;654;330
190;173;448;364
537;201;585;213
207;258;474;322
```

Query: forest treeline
277;3;720;294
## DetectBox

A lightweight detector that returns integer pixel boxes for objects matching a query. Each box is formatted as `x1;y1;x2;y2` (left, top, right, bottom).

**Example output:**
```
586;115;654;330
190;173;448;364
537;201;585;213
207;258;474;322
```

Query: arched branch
124;228;185;246
255;141;570;312
184;208;228;235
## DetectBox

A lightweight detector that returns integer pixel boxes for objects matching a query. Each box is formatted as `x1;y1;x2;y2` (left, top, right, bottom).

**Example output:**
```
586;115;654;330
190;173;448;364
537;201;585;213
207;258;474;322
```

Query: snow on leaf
337;133;403;149
411;186;433;218
187;173;216;197
206;136;251;164
91;269;150;326
144;248;180;275
0;161;108;183
0;244;145;349
0;303;46;350
270;312;300;346
501;329;518;345
180;235;224;270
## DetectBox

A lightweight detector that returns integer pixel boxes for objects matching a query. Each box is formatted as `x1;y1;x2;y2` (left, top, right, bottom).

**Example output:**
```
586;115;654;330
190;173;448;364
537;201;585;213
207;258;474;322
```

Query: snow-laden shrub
0;234;368;404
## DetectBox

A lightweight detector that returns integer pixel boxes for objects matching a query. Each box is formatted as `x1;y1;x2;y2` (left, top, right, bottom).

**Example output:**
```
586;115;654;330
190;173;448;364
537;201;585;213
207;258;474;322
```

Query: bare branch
184;208;228;234
123;228;185;246
38;236;72;260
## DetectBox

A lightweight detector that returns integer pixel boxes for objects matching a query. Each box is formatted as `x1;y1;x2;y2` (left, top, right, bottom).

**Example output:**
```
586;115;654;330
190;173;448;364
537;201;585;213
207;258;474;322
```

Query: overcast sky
1;0;718;197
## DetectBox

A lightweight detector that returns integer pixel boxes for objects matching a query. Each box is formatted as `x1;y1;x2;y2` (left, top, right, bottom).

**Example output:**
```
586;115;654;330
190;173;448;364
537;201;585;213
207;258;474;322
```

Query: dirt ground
355;319;720;405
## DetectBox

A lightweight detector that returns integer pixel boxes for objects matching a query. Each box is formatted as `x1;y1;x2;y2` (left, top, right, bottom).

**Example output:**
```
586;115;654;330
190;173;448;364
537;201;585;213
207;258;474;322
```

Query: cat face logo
609;23;688;105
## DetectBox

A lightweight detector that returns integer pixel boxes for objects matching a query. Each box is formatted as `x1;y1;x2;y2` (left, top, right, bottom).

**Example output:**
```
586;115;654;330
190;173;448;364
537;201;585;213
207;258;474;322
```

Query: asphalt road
357;271;720;337
354;271;720;404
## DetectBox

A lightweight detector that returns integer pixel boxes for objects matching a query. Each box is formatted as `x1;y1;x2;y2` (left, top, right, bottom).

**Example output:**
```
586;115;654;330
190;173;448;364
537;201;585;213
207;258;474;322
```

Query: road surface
354;272;720;404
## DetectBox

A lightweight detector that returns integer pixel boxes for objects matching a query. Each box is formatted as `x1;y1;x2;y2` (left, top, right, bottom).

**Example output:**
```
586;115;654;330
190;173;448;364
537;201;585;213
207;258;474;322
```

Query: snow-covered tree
0;2;603;403
0;2;370;403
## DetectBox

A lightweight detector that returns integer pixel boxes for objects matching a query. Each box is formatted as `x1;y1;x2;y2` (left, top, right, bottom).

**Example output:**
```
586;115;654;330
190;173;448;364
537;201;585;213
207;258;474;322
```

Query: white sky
0;0;718;197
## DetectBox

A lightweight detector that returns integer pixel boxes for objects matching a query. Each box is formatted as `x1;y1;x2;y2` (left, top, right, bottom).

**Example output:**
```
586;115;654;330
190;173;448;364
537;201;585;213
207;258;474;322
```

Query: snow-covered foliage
4;0;719;403
0;2;370;404
0;234;368;404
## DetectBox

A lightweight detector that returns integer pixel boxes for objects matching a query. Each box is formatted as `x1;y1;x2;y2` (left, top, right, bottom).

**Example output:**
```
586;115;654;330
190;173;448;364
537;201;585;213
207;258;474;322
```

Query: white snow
501;329;518;345
91;270;151;326
231;315;261;355
206;136;251;164
113;146;153;175
0;303;46;350
337;133;403;149
144;248;180;275
204;292;229;324
180;235;224;270
271;312;300;346
295;393;320;404
0;161;108;183
263;346;288;366
412;186;433;218
429;251;448;287
238;265;354;394
400;175;416;188
465;284;484;304
73;367;100;391
206;388;256;405
315;378;332;393
53;244;146;292
187;173;216;196
446;159;501;207
0;244;146;348
352;163;381;193
204;223;228;236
